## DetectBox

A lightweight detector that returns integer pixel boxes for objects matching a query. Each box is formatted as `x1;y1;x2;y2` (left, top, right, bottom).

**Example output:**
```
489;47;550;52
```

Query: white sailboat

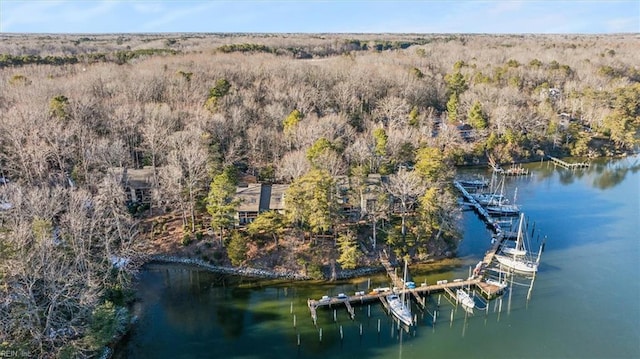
472;192;507;206
470;171;501;206
501;214;528;256
495;213;541;273
485;178;520;216
456;288;475;313
386;260;414;326
386;293;413;326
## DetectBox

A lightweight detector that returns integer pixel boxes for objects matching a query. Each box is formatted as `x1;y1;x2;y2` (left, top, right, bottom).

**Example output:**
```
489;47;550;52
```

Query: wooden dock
490;163;530;176
547;156;590;169
454;180;511;268
307;276;506;324
379;253;404;289
453;181;503;237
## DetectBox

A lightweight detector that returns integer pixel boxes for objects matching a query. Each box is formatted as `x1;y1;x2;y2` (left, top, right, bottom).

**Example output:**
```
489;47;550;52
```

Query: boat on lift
386;260;414;326
495;213;542;273
456;288;475;313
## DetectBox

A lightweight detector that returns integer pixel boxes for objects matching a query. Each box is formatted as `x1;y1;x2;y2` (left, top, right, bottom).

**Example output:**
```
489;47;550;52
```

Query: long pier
547;156;590;169
454;180;510;267
307;276;501;324
453;181;503;239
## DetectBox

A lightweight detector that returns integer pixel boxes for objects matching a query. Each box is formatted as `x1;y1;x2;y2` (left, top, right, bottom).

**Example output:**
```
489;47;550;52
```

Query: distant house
235;183;288;225
108;166;156;204
558;112;573;129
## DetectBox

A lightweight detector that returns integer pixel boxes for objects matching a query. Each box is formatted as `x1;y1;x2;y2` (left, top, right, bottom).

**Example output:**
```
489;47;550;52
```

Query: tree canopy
206;170;239;239
285;169;337;235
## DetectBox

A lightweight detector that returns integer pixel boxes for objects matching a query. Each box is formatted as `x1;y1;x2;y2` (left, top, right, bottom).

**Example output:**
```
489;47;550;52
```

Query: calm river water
115;156;640;359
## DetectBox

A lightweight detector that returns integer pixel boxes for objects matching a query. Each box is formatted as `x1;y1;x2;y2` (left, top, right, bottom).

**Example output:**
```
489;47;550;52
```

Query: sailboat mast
402;259;408;304
403;259;408;284
515;212;525;258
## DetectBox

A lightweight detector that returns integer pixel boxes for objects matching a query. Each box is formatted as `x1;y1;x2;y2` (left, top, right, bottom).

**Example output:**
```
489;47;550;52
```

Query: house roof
235;183;262;212
269;184;288;211
108;166;156;189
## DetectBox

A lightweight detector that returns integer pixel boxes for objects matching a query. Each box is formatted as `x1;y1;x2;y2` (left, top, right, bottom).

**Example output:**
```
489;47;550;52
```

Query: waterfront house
108;166;155;204
235;183;288;225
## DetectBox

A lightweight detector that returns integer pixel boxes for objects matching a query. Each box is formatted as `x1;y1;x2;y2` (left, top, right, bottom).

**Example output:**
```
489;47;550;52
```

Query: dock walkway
547;156;590;169
379;253;404;289
453;181;502;237
307;276;502;323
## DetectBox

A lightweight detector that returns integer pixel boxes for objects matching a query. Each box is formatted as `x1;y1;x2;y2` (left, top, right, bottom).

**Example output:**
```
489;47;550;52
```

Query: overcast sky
1;0;638;34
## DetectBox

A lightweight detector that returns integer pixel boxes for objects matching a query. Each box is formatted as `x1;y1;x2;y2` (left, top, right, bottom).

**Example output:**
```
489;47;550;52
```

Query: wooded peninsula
0;33;638;358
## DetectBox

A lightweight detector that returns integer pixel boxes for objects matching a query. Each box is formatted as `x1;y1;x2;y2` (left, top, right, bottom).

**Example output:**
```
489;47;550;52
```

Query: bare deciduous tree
384;168;425;237
277;149;310;182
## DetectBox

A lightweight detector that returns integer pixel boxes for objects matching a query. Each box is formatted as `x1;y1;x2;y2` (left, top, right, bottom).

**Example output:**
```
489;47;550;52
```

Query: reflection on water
536;156;640;190
591;157;640;190
117;155;640;359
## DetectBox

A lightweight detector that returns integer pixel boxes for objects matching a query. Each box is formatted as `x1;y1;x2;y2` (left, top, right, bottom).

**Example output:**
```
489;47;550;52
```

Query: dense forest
0;33;638;358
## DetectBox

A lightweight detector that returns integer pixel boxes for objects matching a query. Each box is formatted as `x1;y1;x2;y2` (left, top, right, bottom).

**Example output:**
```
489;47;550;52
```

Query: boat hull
501;247;528;256
486;205;520;216
386;294;413;326
495;254;538;273
456;289;475;313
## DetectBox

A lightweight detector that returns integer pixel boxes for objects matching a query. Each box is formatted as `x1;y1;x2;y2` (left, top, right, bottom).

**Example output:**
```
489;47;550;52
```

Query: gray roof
235;183;262;212
269;184;288;211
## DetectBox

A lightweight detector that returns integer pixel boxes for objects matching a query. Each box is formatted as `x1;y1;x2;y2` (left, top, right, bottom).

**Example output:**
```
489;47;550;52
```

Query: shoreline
145;254;388;281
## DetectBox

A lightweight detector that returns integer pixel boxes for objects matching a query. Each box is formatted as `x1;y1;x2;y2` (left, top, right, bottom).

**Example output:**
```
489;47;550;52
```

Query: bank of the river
146;254;395;280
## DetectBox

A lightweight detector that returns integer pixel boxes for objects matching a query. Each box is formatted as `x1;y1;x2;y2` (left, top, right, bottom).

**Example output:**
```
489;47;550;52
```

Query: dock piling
344;300;355;319
527;271;537;303
450;309;454;327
